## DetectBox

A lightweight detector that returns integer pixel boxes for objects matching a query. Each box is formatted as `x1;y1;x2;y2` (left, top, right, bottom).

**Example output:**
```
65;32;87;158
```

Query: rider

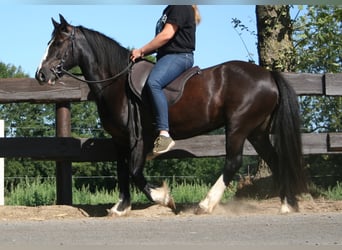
131;5;201;156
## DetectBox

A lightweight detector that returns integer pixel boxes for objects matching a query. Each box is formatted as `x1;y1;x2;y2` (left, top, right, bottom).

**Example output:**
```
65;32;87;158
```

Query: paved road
0;212;341;248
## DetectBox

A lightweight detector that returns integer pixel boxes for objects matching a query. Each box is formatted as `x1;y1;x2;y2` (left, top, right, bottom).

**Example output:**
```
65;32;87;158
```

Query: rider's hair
192;5;201;25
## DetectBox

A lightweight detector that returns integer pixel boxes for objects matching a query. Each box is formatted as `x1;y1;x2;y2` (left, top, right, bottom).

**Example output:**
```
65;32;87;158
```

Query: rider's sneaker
152;135;175;155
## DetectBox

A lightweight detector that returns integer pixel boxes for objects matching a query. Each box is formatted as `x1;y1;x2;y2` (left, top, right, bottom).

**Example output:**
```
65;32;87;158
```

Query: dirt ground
1;197;341;221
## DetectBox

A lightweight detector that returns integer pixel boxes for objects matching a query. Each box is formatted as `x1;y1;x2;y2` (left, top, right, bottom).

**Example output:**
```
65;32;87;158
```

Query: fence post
0;120;4;205
55;102;72;205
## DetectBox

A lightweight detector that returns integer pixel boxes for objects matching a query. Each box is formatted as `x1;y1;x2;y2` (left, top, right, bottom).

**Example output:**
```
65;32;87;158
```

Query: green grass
5;177;342;206
322;182;342;200
6;177;56;206
171;180;237;204
5;177;237;206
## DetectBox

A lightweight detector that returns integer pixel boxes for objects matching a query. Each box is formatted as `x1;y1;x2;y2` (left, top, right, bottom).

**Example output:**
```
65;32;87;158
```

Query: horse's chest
96;101;128;137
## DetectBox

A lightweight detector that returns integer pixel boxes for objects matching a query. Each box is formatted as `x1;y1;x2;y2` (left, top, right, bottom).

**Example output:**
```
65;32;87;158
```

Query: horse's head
36;14;77;85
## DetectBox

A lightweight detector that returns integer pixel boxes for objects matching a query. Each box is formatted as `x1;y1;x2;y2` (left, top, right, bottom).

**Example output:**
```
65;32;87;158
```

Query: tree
293;6;341;74
293;5;342;132
0;63;26;78
256;5;295;71
292;5;342;188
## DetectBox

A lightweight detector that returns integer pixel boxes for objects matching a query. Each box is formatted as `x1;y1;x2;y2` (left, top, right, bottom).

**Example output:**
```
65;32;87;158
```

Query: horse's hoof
150;181;177;213
107;202;131;217
280;198;299;214
167;196;177;213
194;205;209;215
107;207;131;217
160;183;177;214
280;202;291;214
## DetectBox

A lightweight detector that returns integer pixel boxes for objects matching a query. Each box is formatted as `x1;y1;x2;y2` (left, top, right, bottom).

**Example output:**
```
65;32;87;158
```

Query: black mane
78;26;130;74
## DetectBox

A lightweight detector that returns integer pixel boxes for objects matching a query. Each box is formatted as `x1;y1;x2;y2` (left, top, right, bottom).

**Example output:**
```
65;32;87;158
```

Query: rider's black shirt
156;5;196;59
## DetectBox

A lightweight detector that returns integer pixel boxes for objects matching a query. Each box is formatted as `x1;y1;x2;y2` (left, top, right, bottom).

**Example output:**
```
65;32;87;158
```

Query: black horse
36;15;306;216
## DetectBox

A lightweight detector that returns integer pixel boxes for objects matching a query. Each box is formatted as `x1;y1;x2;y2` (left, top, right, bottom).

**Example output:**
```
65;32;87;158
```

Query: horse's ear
59;14;69;26
51;18;59;29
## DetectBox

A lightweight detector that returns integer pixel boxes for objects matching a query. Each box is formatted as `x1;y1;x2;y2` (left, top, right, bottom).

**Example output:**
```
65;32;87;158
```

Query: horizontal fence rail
0;133;341;162
0;73;342;104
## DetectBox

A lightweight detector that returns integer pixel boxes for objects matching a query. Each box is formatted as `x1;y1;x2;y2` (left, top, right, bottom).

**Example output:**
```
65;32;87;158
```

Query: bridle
51;27;133;84
50;27;76;80
48;25;141;143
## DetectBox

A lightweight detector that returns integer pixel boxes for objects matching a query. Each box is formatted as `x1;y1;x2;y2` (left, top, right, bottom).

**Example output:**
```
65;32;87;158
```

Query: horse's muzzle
35;69;46;84
35;67;56;85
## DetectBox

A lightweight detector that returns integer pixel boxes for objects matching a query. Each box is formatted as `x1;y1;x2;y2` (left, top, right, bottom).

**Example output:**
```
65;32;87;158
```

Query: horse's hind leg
248;132;299;213
196;174;226;214
197;133;245;214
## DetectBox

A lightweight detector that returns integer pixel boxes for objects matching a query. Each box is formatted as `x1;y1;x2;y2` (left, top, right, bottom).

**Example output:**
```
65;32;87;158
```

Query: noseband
51;27;132;84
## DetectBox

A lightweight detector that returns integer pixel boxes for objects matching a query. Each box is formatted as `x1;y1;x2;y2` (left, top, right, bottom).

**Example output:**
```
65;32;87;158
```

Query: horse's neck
78;57;122;98
77;32;129;83
76;29;130;121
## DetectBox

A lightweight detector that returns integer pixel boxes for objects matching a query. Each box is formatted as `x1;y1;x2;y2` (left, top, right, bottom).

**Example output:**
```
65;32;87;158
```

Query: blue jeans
146;53;194;132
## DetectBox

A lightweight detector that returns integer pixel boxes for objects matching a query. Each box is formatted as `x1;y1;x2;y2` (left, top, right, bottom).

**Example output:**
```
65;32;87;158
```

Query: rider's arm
131;23;178;61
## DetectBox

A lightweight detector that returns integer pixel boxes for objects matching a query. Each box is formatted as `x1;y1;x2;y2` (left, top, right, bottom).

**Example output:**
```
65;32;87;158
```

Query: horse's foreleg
129;141;176;212
107;155;132;217
147;181;176;210
132;167;176;212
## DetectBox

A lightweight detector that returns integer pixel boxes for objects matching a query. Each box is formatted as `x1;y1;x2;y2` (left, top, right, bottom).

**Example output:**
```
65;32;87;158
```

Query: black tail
271;71;307;197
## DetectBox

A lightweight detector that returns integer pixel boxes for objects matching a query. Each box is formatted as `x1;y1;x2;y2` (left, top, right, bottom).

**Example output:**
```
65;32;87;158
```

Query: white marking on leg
280;197;291;214
198;175;226;213
107;199;131;217
150;181;174;208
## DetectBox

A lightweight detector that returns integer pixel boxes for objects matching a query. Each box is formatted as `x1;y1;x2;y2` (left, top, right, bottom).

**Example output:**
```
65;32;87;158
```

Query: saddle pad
129;60;154;98
129;59;201;105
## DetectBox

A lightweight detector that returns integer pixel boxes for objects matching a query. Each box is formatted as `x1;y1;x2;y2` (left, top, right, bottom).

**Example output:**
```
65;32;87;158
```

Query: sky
0;4;261;78
0;2;338;78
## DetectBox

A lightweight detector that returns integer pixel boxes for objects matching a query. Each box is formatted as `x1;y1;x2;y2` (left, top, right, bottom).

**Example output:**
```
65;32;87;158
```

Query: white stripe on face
36;38;54;73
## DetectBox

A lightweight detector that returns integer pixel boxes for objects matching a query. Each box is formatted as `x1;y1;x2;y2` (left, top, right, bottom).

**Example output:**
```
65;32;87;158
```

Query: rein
60;62;133;84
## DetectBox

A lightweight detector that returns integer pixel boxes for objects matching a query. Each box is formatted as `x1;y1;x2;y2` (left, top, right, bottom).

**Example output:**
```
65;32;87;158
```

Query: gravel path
0;212;341;247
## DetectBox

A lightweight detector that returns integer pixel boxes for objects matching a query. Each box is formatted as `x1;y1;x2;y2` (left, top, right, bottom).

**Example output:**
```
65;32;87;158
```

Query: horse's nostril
39;72;46;82
35;70;46;83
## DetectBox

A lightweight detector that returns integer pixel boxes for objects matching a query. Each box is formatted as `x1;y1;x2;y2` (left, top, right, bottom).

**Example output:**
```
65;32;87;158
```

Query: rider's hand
130;49;144;62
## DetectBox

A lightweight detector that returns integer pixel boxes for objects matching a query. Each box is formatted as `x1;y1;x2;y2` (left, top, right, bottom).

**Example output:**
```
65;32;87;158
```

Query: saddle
129;59;201;105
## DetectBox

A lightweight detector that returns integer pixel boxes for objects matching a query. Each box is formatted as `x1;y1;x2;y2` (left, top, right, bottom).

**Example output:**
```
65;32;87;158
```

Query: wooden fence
0;72;341;204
